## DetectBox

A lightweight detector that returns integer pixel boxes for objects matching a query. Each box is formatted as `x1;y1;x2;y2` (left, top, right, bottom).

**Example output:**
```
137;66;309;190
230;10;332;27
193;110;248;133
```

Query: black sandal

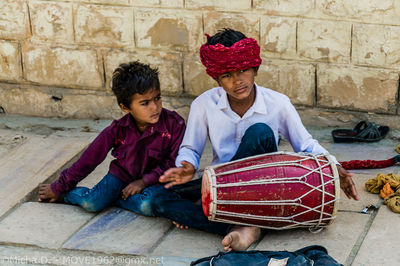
331;121;389;143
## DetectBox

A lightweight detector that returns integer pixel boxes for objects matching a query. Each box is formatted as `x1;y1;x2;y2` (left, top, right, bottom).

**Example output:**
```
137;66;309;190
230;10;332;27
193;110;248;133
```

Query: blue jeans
64;173;125;212
64;174;163;216
148;123;277;235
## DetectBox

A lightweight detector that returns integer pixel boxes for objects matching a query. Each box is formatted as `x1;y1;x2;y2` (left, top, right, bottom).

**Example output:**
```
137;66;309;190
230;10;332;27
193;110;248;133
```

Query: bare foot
172;221;189;230
222;226;261;251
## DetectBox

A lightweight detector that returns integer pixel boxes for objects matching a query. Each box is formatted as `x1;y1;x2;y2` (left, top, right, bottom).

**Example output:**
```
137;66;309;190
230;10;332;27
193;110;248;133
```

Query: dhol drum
201;152;339;230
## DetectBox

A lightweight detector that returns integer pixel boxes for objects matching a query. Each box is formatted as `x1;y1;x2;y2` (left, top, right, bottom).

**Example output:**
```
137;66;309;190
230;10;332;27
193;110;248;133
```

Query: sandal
332;121;389;143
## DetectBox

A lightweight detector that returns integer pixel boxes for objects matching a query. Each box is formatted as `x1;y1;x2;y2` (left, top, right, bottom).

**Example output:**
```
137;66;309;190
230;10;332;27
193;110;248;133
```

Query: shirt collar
216;83;267;115
253;83;267;115
216;87;229;110
119;113;134;128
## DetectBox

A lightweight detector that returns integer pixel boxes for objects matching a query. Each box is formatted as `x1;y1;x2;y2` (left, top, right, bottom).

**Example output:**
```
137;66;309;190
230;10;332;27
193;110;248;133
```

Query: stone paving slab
0;132;94;218
333;141;400;175
0;129;29;158
161;257;196;266
0;114;111;136
352;205;400;266
255;211;370;265
0;135;52;182
0;202;95;249
151;228;223;258
328;141;398;161
0;244;169;266
63;207;172;255
76;154;113;189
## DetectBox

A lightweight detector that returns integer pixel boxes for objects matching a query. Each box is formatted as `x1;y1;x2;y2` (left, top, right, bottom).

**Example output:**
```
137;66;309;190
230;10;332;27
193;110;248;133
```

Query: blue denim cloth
116;184;165;216
231;122;277;161
190;245;341;266
64;173;126;212
64;173;167;216
65;123;276;236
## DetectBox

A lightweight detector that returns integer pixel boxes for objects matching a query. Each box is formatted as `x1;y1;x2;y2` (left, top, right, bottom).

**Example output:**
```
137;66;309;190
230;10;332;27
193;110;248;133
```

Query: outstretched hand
159;161;195;189
337;165;360;201
38;184;60;203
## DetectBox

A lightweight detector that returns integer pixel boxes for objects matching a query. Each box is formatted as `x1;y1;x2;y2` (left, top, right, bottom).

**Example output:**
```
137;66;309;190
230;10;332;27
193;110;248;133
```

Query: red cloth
200;37;262;79
339;157;396;170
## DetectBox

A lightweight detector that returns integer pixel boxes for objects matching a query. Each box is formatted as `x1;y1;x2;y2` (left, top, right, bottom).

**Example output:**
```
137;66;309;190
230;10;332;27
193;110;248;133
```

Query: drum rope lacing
209;153;339;230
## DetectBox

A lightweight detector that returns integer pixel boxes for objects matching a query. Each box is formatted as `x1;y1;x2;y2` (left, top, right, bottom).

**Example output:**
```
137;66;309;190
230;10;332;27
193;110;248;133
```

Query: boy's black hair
207;28;247;47
112;61;160;109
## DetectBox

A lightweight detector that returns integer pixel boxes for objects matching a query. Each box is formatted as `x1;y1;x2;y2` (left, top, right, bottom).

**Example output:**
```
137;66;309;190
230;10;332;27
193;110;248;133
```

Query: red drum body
201;152;339;230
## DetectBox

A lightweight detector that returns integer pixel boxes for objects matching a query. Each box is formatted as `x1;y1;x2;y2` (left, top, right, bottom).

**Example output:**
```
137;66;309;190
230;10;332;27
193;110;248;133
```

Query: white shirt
176;83;338;169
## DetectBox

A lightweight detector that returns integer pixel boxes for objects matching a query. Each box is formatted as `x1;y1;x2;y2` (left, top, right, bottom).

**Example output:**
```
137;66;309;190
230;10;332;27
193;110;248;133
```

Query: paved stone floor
0;114;399;265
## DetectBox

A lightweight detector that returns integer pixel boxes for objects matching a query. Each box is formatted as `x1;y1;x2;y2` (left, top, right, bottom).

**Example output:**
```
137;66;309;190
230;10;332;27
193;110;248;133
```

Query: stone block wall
0;0;399;121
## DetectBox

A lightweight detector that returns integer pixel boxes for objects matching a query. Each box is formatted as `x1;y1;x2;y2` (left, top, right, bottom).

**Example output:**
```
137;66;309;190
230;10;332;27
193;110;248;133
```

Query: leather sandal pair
332;121;389;143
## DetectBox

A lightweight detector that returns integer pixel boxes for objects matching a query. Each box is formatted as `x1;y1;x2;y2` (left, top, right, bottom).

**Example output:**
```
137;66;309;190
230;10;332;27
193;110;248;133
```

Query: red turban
199;37;262;79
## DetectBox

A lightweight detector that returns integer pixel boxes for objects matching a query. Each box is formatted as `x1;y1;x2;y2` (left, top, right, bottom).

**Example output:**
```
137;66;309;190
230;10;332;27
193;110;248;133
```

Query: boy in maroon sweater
38;61;185;215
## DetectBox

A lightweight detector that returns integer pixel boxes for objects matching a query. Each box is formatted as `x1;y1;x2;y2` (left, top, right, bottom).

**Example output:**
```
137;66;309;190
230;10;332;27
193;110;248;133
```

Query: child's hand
159;161;195;189
122;179;145;200
337;165;360;200
38;184;60;203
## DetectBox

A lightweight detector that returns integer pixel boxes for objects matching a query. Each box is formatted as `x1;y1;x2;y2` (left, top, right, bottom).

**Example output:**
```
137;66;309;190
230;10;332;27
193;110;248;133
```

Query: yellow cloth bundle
365;174;385;194
380;183;394;199
384;189;400;213
365;173;400;194
364;145;400;213
395;144;400;154
379;173;400;190
365;173;400;213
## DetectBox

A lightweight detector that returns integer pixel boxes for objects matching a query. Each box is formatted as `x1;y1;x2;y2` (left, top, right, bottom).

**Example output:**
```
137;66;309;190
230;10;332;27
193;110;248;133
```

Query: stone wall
0;0;399;123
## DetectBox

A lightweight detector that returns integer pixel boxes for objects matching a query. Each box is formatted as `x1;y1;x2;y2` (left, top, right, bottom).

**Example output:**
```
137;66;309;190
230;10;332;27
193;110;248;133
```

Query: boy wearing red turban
158;29;359;251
